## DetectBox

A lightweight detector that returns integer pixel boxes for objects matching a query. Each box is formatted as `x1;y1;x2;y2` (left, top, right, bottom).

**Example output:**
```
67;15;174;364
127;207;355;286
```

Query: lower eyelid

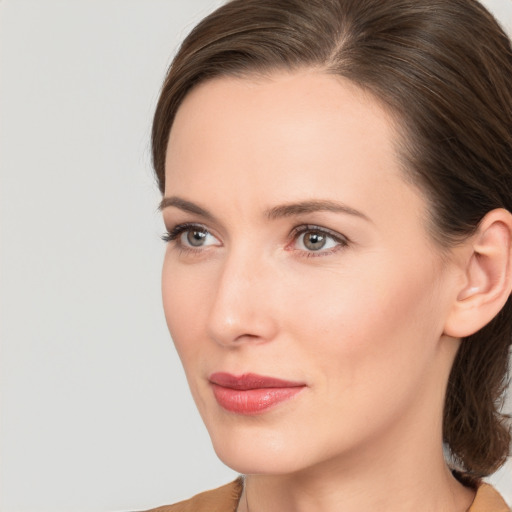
300;246;344;258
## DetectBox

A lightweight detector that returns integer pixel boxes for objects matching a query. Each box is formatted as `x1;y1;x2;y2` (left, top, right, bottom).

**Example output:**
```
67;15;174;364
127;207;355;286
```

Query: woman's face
161;70;462;475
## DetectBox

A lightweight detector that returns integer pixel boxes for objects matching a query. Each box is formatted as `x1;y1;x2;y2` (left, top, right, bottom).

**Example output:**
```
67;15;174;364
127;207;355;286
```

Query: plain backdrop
1;1;511;511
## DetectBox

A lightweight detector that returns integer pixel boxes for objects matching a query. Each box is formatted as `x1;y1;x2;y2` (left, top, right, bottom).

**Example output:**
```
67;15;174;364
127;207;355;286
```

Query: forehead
168;70;398;161
164;70;426;230
168;71;396;174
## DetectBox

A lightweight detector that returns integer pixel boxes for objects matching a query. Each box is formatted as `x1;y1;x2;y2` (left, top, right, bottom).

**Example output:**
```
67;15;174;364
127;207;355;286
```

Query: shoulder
140;477;244;512
469;483;510;512
137;477;510;512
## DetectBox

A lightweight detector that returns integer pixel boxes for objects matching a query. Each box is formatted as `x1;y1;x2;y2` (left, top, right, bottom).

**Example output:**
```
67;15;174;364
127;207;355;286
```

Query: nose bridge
207;241;278;346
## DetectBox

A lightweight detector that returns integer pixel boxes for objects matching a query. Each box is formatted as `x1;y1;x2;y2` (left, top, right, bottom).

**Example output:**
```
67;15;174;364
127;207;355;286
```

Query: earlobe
444;208;512;338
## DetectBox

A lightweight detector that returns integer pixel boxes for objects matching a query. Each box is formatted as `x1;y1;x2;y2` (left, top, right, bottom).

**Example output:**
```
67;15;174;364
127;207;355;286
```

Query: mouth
209;372;306;415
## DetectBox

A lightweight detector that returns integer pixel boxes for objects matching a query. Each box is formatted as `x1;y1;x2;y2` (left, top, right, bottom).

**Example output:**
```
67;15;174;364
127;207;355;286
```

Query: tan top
143;478;511;512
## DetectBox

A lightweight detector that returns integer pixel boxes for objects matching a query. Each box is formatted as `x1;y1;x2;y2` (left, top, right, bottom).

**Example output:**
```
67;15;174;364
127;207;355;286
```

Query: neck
240;441;474;512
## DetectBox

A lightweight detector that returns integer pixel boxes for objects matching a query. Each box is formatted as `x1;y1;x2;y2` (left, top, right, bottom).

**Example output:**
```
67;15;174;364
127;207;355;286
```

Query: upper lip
209;372;305;390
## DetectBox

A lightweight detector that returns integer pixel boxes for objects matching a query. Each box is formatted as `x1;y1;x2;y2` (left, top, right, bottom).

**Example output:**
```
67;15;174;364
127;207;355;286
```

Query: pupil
305;231;326;250
187;230;206;247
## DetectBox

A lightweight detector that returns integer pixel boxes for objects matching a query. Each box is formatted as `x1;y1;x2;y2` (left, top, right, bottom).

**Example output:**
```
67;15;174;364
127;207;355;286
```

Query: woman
146;0;512;510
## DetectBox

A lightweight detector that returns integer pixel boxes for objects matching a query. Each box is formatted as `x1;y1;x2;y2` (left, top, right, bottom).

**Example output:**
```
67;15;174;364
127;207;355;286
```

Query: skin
161;70;476;512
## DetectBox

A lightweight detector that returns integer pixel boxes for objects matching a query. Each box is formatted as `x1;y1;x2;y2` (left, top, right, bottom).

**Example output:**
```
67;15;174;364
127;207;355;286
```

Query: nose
206;247;279;348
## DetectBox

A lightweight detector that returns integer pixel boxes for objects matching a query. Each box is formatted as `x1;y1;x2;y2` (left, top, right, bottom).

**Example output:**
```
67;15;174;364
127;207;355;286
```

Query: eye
290;225;348;255
162;223;221;249
181;228;211;247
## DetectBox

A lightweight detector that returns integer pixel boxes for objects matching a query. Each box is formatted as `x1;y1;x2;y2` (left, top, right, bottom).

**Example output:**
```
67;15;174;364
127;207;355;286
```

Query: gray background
1;1;511;511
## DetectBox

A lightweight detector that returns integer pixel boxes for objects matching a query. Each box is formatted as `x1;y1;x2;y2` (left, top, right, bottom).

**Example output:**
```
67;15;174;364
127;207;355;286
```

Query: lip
209;372;306;415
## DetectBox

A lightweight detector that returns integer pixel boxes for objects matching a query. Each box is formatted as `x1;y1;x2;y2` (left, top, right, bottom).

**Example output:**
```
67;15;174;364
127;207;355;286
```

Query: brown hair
152;0;512;476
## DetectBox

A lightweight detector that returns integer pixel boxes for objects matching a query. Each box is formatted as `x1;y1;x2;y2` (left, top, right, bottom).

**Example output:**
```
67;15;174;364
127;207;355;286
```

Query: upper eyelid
163;217;222;236
165;221;211;235
290;224;349;242
162;222;217;243
161;205;228;237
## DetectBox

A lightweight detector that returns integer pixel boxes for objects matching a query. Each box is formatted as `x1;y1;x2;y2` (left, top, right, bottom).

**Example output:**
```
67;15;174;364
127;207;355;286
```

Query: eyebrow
265;200;371;222
159;196;370;223
159;196;215;220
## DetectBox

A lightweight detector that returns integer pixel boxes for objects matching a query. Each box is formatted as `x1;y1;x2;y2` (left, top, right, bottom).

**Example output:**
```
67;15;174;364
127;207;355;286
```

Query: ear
443;208;512;338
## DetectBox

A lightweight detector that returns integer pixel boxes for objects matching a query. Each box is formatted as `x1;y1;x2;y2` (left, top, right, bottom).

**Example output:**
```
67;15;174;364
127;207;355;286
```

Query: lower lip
211;384;305;415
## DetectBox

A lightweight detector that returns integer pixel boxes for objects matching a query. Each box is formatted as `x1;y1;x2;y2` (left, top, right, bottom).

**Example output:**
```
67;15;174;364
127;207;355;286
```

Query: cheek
280;254;447;383
161;257;212;363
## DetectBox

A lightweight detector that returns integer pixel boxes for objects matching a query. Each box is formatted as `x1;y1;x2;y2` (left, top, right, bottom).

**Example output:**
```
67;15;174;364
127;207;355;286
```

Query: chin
207;422;317;475
213;444;302;475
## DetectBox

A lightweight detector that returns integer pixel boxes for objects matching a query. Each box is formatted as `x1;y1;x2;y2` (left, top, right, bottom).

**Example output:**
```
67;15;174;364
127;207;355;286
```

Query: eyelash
161;222;215;256
161;223;349;257
161;222;202;243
